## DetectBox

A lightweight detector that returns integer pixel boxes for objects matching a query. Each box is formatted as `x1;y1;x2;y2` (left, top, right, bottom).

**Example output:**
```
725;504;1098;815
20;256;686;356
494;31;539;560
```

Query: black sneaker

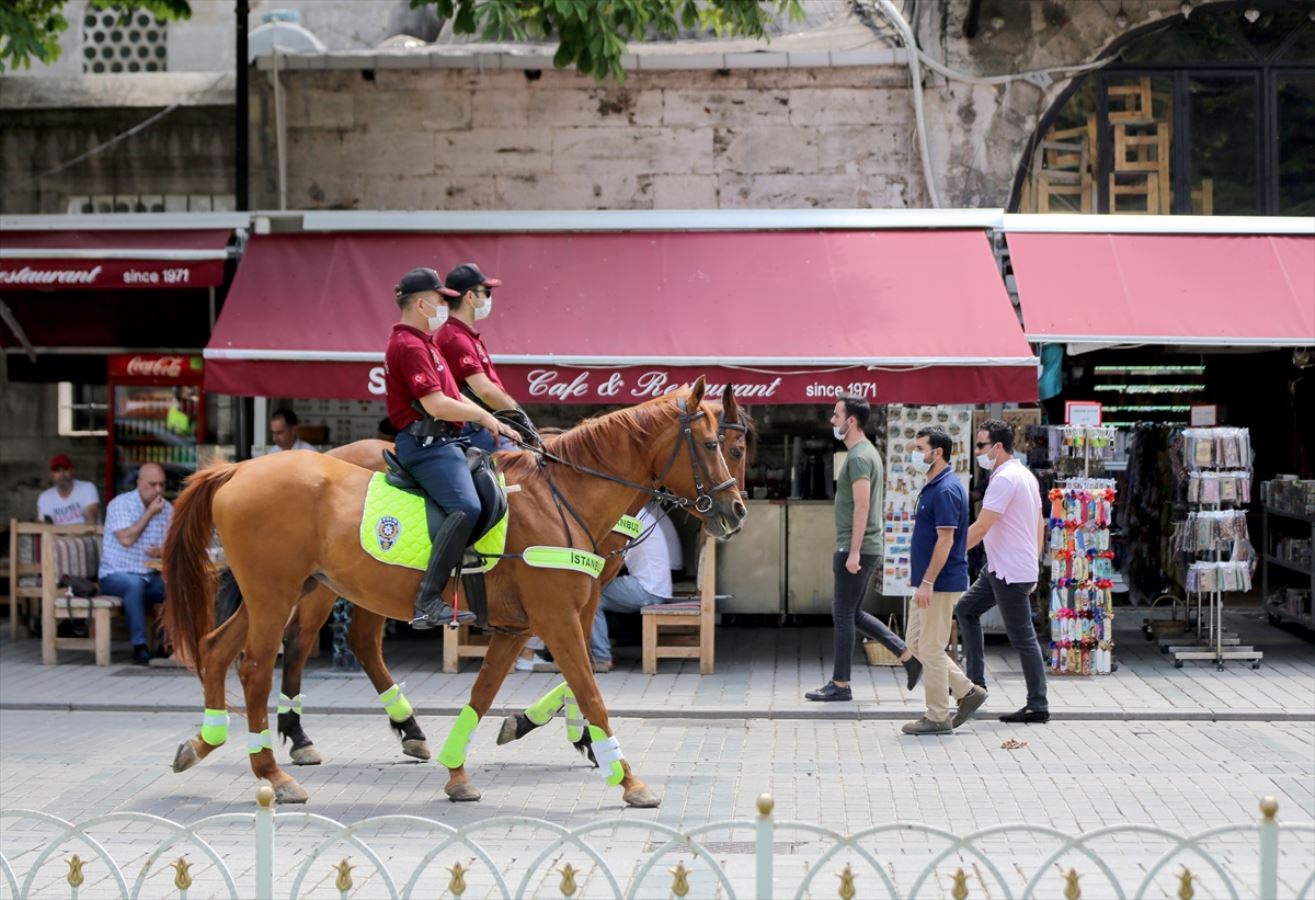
805;682;852;702
999;706;1050;724
904;657;924;691
131;644;151;666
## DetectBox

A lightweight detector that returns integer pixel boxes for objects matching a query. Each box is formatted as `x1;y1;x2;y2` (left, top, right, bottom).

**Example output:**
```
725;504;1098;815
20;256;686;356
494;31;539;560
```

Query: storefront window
1016;3;1313;216
1277;73;1315;215
56;382;108;436
1187;75;1259;215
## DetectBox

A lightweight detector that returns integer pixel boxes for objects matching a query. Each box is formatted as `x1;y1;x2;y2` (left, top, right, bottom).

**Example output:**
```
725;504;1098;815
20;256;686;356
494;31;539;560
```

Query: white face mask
832;423;848;442
976;446;995;470
473;293;493;321
908;450;931;475
424;300;448;332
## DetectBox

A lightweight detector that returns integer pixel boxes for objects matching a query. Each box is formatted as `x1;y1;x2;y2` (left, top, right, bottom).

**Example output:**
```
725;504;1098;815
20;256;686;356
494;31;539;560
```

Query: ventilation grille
82;8;168;73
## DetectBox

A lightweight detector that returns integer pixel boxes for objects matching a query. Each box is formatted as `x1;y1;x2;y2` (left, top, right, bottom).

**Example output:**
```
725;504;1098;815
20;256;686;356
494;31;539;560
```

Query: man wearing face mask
901;427;986;734
436;263;525;453
385;267;518;629
806;396;921;703
956;419;1049;724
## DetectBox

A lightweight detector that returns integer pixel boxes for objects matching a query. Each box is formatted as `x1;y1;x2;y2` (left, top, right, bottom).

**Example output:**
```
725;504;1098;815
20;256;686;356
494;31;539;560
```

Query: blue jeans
955;569;1048;712
393;432;481;526
463;424;515;453
99;571;166;647
591;575;667;662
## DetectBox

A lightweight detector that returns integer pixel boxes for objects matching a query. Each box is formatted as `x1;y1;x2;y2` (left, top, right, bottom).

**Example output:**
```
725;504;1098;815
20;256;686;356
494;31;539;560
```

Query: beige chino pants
905;590;975;723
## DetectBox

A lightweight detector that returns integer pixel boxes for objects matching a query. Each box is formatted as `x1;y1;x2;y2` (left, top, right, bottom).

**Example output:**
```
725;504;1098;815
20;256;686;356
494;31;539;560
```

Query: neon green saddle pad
359;473;508;571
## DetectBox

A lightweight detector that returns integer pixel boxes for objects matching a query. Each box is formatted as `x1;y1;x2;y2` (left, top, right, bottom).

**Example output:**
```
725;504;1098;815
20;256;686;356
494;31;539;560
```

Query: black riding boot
410;512;477;630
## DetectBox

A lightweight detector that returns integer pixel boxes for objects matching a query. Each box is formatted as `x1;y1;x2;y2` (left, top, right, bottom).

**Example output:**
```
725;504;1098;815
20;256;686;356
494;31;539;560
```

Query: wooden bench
641;538;726;675
37;524;127;666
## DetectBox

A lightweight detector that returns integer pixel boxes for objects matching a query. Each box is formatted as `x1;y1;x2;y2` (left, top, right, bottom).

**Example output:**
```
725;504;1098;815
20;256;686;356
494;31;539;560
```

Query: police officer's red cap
444;263;501;296
395;267;458;298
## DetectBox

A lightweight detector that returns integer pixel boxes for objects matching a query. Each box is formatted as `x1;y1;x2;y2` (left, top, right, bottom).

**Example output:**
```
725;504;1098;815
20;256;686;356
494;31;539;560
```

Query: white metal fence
2;791;1312;898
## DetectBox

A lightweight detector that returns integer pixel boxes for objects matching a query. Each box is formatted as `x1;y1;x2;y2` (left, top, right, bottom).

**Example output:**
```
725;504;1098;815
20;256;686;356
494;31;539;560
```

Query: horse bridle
651;398;740;514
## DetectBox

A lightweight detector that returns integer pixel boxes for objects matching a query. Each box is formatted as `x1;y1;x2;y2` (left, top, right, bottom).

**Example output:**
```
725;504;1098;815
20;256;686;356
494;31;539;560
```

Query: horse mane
499;398;676;484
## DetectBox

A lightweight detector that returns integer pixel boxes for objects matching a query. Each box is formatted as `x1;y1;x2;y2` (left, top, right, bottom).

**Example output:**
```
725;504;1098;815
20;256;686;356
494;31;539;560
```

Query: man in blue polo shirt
901;426;988;735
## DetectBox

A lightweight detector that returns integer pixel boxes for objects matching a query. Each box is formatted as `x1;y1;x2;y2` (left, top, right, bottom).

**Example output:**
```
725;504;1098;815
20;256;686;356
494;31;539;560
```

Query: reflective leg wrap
201;708;230;747
588;725;625;786
277;693;304;715
246;729;274;755
378;683;414;723
525;681;569;727
438;705;479;769
563;689;585;744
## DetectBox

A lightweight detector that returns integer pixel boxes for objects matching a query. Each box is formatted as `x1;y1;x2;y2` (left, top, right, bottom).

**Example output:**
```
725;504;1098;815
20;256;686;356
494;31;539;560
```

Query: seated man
267;408;317;453
98;463;172;665
590;503;684;672
37;454;100;525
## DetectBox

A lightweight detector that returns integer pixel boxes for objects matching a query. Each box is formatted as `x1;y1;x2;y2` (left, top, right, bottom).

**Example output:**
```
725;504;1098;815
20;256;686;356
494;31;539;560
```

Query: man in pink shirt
957;419;1050;724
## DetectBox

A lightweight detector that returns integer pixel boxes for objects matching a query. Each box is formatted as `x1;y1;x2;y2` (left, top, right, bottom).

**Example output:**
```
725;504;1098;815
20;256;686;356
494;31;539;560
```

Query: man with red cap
436;263;534;453
37;454;99;525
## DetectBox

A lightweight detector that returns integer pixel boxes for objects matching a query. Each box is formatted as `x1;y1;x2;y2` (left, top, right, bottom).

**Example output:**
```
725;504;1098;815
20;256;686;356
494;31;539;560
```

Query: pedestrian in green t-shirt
806;396;922;702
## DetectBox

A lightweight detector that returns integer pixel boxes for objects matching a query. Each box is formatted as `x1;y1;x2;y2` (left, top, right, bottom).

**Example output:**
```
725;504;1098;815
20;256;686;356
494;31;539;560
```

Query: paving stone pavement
3;611;1312;723
1;709;1312;899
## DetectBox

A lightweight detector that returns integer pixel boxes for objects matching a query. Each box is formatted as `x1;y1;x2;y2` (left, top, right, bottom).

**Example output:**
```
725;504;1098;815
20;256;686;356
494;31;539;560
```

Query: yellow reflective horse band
526;681;569;727
277;693;303;715
612;515;644;539
563;689;584;744
521;546;606;579
587;725;625;786
438;705;479;769
378;683;413;723
201;708;230;746
246;729;274;755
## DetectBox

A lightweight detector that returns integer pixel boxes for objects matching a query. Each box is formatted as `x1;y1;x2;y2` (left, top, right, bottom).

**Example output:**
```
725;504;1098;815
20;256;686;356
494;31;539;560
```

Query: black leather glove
496;407;543;450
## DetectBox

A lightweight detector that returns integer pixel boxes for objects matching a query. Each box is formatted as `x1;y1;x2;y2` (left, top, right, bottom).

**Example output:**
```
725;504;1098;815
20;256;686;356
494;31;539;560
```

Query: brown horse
270;396;753;767
163;379;745;806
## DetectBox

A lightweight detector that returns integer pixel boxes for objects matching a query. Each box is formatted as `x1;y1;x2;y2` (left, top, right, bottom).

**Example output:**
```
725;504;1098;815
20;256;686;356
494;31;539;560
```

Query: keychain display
1186;471;1253;505
1172;510;1251;554
1047;478;1116;675
1182;427;1251;471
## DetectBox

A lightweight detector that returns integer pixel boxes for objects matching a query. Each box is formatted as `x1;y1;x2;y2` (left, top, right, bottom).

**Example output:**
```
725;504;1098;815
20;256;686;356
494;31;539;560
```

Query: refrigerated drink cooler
106;354;206;501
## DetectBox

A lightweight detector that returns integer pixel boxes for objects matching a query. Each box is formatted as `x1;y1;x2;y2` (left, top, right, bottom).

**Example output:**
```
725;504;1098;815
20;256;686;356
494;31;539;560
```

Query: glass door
113;383;201;499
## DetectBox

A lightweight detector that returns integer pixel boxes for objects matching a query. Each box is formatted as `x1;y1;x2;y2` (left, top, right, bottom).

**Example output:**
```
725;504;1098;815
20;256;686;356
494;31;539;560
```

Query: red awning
206;230;1037;404
1008;232;1315;348
0;229;233;290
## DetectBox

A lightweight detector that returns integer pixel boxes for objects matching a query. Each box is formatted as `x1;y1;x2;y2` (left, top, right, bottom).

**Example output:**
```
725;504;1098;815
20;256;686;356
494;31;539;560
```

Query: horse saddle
381;447;508;545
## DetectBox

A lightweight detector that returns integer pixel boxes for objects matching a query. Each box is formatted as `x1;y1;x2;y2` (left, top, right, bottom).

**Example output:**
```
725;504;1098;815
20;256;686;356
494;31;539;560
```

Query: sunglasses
974;441;993;449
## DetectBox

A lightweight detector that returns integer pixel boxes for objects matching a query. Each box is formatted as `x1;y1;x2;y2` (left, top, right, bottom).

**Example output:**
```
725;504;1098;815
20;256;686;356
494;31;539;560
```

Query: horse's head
652;376;747;540
709;384;754;493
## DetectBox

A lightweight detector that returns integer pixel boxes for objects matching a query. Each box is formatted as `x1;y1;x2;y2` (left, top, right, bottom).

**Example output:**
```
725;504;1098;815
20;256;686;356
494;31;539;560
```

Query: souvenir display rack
1046;479;1116;675
1260;478;1315;630
1162;428;1262;670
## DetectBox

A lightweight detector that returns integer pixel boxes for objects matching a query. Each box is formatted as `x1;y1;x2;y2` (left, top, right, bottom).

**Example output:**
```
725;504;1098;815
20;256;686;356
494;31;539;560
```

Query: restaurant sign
0;259;226;290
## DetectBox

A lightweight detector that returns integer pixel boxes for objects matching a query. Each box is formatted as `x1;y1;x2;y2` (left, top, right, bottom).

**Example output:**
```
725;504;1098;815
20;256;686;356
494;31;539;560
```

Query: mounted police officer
385;267;517;629
436;263;537;452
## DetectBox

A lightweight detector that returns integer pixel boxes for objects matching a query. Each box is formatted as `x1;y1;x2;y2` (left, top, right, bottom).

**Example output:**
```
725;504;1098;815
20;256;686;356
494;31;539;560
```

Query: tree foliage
1;0;192;73
414;0;805;80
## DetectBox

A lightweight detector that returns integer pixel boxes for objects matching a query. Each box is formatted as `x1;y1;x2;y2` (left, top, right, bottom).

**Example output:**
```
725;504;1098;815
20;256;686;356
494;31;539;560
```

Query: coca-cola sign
110;354;203;383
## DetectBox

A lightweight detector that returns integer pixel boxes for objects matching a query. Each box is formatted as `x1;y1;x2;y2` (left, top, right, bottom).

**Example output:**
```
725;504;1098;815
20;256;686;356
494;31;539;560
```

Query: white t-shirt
622;506;684;599
266;439;317;453
37;480;100;525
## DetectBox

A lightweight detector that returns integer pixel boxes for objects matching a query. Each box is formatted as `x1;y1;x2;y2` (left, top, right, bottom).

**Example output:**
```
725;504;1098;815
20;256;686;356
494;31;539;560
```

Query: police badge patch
376;516;401;552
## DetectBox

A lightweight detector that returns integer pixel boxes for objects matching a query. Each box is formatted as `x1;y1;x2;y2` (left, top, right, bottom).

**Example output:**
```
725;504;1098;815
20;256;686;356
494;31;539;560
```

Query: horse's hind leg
237;589;308;804
172;604;248;774
277;585;336;766
542;616;659;809
347;610;431;761
440;630;528;802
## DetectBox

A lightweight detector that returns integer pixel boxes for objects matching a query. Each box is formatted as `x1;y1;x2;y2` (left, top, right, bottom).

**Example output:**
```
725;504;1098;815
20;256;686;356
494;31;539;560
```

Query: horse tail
163;463;238;672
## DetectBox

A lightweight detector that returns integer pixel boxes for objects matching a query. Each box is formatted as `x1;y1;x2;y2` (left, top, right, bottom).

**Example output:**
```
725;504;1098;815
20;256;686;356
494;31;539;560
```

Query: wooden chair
1108;77;1154;125
1191;178;1215;215
1109;171;1161;214
640;537;726;675
1114;123;1171;211
442;621;495;674
8;521;45;639
37;524;125;666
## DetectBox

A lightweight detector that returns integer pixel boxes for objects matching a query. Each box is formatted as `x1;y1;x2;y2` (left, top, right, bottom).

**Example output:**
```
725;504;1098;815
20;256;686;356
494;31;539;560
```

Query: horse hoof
623;787;661;809
275;781;309;804
496;716;519;746
171;742;199;773
445;782;482;802
401;739;431;761
290;745;323;766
